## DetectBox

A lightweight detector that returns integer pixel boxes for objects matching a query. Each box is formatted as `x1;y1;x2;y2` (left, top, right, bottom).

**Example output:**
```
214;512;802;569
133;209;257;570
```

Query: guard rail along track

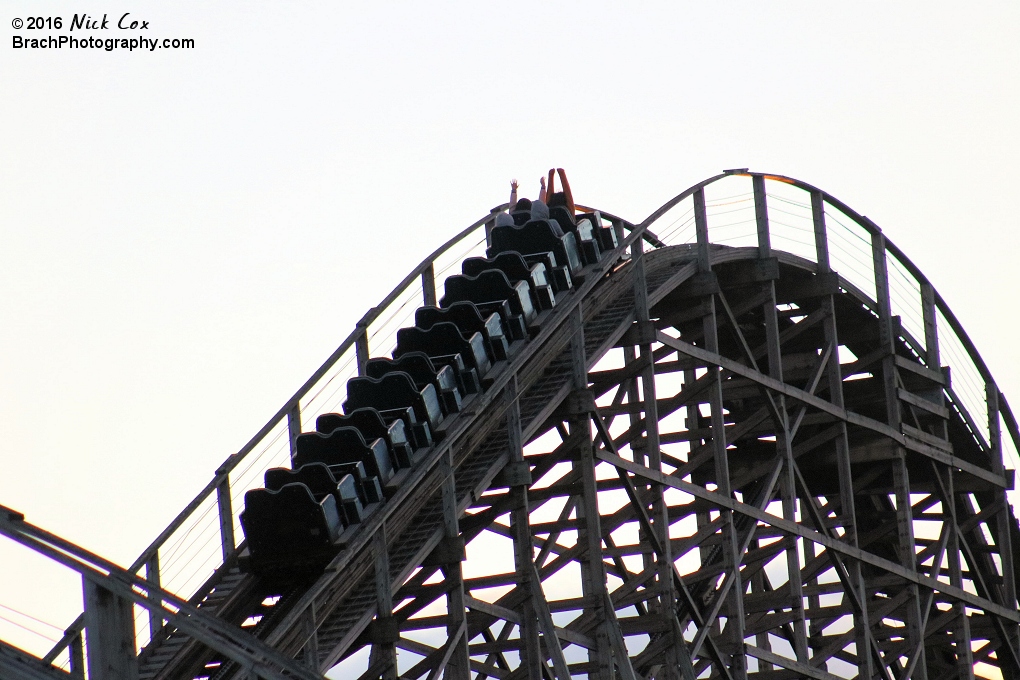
2;170;1019;680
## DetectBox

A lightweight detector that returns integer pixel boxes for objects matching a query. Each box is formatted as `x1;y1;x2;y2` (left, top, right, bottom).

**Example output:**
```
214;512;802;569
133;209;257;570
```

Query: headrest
530;199;550;220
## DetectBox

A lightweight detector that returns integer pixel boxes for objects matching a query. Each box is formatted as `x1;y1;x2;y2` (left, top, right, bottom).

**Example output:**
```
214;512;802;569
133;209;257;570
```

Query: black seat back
293;426;393;483
344;373;443;430
240;484;340;556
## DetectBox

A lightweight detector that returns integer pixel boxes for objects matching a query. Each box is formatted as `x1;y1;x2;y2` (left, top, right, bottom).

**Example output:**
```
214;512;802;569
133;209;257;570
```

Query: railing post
810;190;829;272
287;404;302;463
145;552;163;638
422;263;437;308
693;188;711;272
752;174;771;258
355;324;370;377
870;230;900;425
215;467;235;562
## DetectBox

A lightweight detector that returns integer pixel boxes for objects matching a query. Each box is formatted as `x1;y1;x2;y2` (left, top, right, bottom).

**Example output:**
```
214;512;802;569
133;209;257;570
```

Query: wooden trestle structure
2;170;1018;680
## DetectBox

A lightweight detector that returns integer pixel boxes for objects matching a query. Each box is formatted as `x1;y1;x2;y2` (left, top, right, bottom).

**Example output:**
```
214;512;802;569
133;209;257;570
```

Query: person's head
494;212;514;227
512;197;533;213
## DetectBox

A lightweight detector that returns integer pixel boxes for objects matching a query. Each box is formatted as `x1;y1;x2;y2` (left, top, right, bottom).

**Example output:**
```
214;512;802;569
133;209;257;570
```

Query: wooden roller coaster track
2;170;1018;680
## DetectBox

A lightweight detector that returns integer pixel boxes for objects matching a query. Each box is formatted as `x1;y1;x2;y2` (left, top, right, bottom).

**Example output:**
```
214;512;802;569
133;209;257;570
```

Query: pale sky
1;0;1018;667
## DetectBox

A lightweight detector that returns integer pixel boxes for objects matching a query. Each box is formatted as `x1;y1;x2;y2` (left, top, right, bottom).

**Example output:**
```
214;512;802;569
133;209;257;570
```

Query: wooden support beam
83;579;139;680
652;330;1008;489
569;305;613;680
593;448;1020;623
506;377;544;680
439;451;470;680
369;528;395;680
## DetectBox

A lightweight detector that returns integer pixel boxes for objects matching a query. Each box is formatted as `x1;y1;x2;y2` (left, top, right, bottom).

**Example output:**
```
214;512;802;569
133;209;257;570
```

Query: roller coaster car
316;408;414;470
461;252;556;312
238;483;342;573
293;427;394;485
577;211;619;252
441;270;537;336
547;206;615;265
367;353;462;417
235;214;608;577
394;323;492;383
264;463;364;527
509;205;559;232
488;220;583;287
415;302;510;362
344;372;444;434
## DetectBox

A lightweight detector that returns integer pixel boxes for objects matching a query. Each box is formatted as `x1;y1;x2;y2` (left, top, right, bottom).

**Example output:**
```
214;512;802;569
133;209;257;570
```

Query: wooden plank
894;354;947;386
901;423;952;452
897;388;950;419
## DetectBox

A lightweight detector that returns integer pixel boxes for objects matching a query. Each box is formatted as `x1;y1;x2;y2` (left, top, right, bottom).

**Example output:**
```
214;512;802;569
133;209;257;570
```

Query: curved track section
26;172;1020;680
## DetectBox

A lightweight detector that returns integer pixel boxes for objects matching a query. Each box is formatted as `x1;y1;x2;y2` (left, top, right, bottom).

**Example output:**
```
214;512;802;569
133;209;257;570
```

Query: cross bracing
2;171;1018;680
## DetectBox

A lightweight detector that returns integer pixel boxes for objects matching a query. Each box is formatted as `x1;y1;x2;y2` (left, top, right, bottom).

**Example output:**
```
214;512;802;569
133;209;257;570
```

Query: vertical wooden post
422;263;438;308
920;283;949;439
631;236;682;679
820;291;875;678
753;174;771;259
892;458;928;679
287;404;302;463
811;190;830;272
988;384;1017;611
369;528;396;680
920;283;939;368
756;184;807;662
440;451;470;680
872;228;925;676
944;467;975;677
506;377;543;680
569;305;613;680
762;284;808;663
302;602;320;673
694;189;711;273
215;473;235;562
356;325;370;377
83;577;139;680
693;190;746;678
871;231;901;426
145;552;163;639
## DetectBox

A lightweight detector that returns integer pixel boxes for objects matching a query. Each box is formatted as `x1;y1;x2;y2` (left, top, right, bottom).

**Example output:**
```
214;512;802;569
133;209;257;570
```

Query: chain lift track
2;171;1019;680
